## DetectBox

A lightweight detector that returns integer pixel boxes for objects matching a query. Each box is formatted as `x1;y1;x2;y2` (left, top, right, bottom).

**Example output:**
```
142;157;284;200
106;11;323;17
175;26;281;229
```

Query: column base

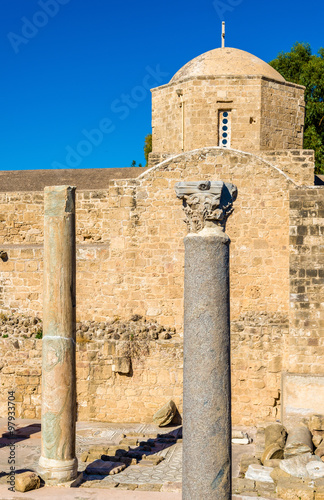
38;456;78;485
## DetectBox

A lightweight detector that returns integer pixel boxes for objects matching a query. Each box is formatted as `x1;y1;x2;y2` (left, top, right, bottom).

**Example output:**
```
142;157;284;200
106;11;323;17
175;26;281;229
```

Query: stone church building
0;46;323;427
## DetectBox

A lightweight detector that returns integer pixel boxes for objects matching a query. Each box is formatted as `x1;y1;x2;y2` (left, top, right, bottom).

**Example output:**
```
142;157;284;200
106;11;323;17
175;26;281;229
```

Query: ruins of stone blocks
0;42;323;497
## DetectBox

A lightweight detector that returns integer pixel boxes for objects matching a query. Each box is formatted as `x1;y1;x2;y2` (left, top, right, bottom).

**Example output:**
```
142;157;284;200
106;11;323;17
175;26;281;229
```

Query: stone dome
170;47;285;84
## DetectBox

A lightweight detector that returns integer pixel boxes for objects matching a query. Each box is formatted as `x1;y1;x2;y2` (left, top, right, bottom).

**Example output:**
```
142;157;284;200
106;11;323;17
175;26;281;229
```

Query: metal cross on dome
222;21;225;48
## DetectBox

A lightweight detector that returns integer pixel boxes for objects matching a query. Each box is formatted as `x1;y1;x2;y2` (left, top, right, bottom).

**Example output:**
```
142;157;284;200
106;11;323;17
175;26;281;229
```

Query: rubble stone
15;472;40;492
239;455;261;476
276;478;314;500
309;415;324;433
306;460;324;478
261;443;284;464
280;452;321;478
284;425;313;458
270;466;291;482
85;459;126;475
265;423;287;449
245;463;274;483
152;400;176;426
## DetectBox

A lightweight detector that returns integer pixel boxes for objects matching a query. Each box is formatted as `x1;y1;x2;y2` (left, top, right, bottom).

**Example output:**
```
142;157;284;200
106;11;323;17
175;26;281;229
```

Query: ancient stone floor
0;418;278;499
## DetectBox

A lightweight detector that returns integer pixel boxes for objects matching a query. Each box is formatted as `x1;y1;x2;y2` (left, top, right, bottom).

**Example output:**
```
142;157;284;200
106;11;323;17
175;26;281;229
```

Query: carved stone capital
175;181;237;233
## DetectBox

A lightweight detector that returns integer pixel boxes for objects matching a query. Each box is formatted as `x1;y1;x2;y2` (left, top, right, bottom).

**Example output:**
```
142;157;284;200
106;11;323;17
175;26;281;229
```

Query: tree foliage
144;133;152;167
130;160;143;167
269;43;324;174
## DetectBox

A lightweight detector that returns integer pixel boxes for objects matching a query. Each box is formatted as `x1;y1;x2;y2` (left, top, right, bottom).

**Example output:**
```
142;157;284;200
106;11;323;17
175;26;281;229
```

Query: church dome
170;47;285;84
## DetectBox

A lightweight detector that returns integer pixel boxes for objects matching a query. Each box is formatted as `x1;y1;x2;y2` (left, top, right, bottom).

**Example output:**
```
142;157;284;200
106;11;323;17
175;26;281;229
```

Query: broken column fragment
284;425;313;459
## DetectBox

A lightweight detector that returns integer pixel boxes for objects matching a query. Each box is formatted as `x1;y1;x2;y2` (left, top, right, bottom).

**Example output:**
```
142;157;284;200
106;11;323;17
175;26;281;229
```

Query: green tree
144;133;152;167
269;43;324;174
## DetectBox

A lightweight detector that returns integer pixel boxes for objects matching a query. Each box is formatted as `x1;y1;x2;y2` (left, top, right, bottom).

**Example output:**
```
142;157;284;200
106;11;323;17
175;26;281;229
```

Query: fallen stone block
306;460;324;478
284;425;313;458
85;459;126;475
119;437;139;446
161;482;182;492
15;472;40;493
117;483;138;490
264;459;283;468
137;484;162;491
315;486;324;500
81;480;119;489
262;443;284;464
89;445;110;454
153;400;177;426
309;414;324;433
101;455;136;465
80;451;89;462
265;423;287;449
232;430;252;444
239;454;261;476
255;480;277;497
279;452;321;478
108;445;130;456
276;478;314;500
270;466;291;482
245;463;274;483
315;478;324;488
313;434;324;447
138;455;164;466
232;477;256;494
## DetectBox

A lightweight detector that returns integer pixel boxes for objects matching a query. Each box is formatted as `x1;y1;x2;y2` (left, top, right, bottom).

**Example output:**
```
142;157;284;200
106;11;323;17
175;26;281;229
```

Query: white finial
222;21;225;48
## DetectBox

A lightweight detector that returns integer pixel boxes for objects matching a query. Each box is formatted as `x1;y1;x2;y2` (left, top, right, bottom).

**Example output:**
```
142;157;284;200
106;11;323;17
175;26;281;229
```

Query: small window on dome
219;110;231;148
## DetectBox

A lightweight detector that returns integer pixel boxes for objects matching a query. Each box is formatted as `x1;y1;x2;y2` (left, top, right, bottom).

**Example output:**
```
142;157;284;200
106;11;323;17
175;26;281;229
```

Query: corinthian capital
175;180;237;233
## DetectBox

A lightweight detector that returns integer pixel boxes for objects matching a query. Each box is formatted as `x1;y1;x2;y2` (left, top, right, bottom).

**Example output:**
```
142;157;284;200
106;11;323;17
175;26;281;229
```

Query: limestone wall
0;147;304;424
152;77;304;154
0;148;295;326
260;80;305;150
0;335;183;423
259;150;314;185
152;77;262;153
289;187;324;374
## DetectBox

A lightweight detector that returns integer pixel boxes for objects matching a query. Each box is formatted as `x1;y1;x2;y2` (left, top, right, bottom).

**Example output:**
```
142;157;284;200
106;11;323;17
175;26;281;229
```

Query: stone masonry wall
231;312;289;425
0;147;302;424
0;148;295;326
289;187;324;375
152;77;262;153
152;77;304;154
259;150;314;186
260;79;305;150
0;335;183;423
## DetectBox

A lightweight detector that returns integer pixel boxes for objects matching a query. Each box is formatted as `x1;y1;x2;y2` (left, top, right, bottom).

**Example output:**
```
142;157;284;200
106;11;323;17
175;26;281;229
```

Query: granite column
175;180;237;500
38;185;78;484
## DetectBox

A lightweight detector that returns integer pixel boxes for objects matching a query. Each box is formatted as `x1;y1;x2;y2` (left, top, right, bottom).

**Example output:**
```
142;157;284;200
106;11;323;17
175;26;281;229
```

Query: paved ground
0;419;277;499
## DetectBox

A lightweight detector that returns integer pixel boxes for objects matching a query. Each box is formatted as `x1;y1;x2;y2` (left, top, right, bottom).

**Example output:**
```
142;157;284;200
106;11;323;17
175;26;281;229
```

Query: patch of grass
35;329;43;339
2;334;8;338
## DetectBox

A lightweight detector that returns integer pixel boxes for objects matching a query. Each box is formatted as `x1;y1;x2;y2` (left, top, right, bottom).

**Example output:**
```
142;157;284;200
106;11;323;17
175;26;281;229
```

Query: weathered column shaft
38;185;78;484
175;180;237;500
183;228;231;498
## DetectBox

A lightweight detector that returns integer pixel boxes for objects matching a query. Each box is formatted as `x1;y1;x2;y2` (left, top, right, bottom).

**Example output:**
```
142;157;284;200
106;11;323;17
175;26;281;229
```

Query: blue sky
0;0;323;171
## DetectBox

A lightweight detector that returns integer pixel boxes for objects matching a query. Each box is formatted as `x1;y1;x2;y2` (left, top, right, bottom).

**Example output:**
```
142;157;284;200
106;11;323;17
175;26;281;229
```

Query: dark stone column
175;180;237;500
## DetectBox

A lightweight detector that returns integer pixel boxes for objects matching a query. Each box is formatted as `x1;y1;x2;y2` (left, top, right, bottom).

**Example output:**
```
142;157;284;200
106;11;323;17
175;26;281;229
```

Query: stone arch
137;147;297;186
